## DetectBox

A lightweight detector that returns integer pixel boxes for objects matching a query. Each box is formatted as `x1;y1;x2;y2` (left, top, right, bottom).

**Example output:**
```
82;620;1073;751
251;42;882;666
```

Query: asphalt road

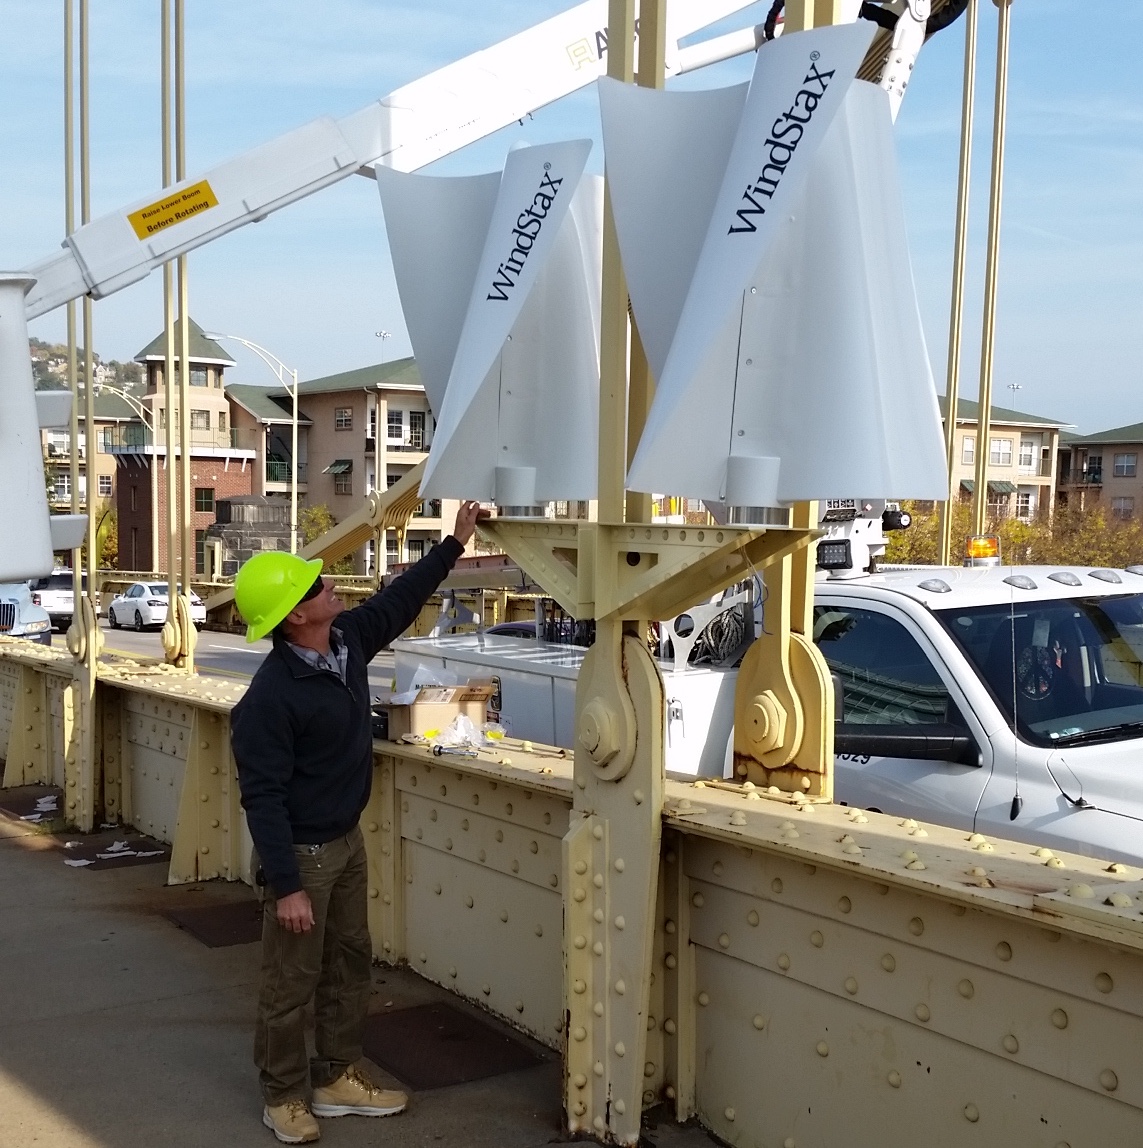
96;619;398;692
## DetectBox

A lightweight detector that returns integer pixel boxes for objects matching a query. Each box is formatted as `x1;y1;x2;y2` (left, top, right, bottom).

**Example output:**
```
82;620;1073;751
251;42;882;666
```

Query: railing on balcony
265;460;308;484
412;499;442;519
385;439;429;453
99;425;260;452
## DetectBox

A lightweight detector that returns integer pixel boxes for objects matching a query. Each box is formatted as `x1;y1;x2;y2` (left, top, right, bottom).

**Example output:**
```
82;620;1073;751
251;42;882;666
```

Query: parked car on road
28;569;87;632
0;583;53;645
106;582;206;631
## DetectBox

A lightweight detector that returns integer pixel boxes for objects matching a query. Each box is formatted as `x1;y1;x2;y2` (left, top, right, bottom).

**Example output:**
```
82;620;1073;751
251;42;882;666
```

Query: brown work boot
312;1064;408;1118
263;1099;320;1143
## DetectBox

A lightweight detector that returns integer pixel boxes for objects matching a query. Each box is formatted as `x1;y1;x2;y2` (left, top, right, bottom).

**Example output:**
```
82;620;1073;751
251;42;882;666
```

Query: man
231;501;486;1144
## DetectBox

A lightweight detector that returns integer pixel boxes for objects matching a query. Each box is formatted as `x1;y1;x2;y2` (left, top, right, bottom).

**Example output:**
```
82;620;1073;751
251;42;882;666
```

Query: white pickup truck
395;562;1143;868
818;563;1143;868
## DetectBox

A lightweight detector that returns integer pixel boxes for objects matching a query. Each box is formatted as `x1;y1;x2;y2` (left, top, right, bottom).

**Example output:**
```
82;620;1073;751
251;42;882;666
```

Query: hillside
30;336;143;393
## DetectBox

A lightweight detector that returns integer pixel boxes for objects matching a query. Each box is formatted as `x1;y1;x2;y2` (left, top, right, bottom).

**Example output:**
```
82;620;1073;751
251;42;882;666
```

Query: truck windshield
935;595;1143;747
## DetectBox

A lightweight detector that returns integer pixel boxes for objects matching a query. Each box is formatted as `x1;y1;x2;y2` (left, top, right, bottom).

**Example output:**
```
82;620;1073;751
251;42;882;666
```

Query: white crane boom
22;0;757;320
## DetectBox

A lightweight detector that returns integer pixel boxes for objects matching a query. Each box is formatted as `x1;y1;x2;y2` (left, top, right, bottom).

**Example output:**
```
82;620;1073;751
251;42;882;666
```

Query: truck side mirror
830;671;845;723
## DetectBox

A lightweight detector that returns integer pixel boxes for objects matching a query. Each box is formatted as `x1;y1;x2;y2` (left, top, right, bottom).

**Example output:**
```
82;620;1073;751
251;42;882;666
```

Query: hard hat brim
245;557;324;643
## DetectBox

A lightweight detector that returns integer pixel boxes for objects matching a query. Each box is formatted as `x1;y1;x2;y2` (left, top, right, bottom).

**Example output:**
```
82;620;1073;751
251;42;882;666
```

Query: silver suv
0;583;52;645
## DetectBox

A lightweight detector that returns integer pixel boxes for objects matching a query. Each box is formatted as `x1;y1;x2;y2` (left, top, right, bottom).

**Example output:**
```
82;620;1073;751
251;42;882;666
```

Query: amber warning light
964;535;1001;567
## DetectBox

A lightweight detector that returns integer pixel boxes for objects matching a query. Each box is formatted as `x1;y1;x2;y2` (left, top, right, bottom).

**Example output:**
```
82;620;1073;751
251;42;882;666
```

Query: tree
298;504;355;575
884;500;1143;568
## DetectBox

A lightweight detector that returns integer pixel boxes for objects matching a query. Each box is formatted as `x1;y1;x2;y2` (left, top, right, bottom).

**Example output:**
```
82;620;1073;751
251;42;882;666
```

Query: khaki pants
253;824;373;1105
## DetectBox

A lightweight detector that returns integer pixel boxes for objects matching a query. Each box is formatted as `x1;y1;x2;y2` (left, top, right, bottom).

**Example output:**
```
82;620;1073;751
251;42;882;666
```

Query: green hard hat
234;551;324;643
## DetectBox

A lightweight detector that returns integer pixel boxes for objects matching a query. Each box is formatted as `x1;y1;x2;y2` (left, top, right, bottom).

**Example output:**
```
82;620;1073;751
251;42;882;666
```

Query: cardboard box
381;682;494;742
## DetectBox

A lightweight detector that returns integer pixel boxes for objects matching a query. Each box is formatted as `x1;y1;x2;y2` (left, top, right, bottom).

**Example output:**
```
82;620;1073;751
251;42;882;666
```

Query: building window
97;427;110;453
989;437;1013;466
218;410;227;434
409;410;426;450
961;436;975;466
98;474;113;497
130;527;138;569
174;366;208;388
159;407;181;430
195;529;206;574
190;409;210;430
335;407;353;431
386;534;399;564
1018;440;1035;469
334;473;352;495
386;471;401;488
1114;452;1138;478
407;538;425;561
387;410;403;440
1016;491;1033;519
54;473;70;502
1112;496;1135;520
194;487;215;512
130;485;138;512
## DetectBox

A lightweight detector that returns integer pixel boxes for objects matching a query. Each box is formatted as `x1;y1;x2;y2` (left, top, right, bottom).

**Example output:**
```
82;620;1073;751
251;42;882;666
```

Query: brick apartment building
1057;421;1143;519
112;319;255;572
228;356;459;575
938;396;1071;520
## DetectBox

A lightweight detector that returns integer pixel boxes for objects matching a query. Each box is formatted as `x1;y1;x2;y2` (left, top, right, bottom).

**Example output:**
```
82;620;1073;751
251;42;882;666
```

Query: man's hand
277;890;315;934
452;500;491;547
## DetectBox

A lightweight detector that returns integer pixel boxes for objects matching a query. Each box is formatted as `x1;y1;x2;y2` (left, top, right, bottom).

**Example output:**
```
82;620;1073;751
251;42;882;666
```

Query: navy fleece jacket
231;536;463;897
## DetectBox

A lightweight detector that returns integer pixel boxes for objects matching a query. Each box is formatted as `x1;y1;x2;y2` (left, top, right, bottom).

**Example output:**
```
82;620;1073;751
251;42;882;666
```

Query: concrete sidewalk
0;803;716;1148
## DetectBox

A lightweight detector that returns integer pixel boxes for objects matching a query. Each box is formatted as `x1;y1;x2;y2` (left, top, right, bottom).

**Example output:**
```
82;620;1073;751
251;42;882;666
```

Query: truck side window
813;605;952;726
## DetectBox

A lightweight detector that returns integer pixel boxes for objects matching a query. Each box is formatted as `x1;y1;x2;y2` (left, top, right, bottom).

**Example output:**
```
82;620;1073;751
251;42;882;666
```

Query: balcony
266;460;308;484
412;499;442;519
385;439;428;454
1017;459;1054;478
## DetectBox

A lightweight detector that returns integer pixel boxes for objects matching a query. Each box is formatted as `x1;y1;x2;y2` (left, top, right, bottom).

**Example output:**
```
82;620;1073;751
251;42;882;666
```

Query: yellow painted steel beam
204;460;426;616
479;520;817;623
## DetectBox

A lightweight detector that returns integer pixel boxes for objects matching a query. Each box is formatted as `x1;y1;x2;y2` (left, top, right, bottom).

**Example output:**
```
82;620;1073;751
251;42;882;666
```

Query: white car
106;582;206;631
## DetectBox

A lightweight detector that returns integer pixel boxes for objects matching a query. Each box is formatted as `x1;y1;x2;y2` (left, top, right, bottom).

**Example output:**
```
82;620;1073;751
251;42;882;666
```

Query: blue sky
1;1;1140;433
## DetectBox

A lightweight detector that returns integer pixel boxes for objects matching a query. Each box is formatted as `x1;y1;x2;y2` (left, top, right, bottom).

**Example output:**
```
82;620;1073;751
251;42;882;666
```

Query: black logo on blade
486;171;565;301
727;58;836;235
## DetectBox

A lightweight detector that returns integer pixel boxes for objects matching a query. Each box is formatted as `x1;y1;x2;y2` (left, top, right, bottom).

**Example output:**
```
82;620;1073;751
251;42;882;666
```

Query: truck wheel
108;608;118;629
134;610;144;632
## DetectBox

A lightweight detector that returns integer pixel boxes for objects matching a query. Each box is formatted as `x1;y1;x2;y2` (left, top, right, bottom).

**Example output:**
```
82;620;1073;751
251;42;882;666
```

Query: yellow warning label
127;180;219;240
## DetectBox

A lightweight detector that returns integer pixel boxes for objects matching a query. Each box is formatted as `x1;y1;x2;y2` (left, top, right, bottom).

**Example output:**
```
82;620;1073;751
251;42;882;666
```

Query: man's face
288;576;343;628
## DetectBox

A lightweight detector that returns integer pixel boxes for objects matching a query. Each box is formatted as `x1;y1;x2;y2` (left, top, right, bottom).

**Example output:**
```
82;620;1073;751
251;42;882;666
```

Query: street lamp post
206;333;300;555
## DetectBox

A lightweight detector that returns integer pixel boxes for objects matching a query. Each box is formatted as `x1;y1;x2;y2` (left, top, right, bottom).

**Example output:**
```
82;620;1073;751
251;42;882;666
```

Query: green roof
295;356;423;396
93;391;142;421
226;383;313;426
1066;421;1143;446
937;395;1072;429
134;317;236;366
36;385;144;421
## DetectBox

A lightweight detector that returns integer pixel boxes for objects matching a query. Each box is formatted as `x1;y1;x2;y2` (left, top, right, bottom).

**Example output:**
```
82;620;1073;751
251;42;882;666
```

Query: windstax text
728;59;836;235
486;171;564;301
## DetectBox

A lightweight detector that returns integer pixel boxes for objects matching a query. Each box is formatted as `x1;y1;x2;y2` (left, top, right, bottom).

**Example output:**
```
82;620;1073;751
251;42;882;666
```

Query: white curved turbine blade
377;166;501;416
597;77;747;380
627;21;875;496
423;138;592;495
423;177;604;502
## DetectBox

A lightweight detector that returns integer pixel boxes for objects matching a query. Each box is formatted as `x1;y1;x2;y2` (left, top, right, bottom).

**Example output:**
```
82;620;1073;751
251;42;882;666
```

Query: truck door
813;600;991;831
